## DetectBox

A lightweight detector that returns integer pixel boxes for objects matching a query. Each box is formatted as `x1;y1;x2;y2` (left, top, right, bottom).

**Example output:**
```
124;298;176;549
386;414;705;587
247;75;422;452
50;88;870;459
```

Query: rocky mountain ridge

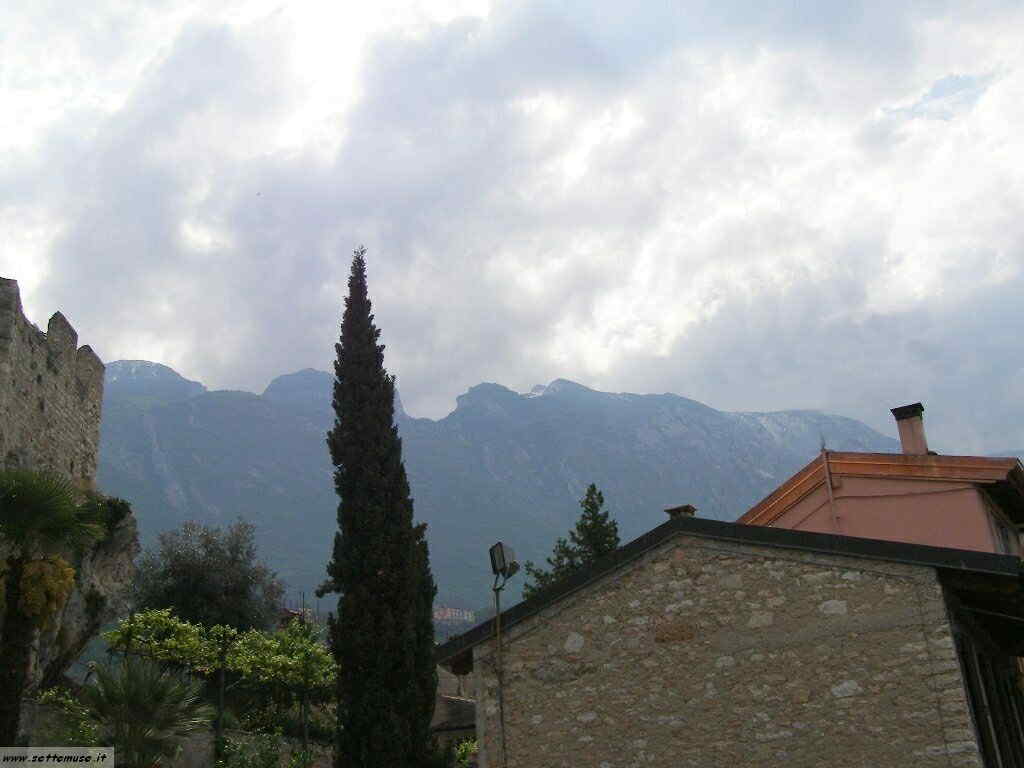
96;362;899;607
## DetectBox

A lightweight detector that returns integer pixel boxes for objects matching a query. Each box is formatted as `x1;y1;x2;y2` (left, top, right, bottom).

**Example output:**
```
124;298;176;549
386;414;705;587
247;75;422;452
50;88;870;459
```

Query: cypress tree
318;247;437;768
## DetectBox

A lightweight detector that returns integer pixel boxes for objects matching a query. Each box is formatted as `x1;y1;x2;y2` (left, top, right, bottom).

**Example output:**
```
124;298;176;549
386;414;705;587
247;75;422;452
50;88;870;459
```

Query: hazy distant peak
542;378;596;396
458;382;519;400
262;368;332;399
261;368;330;417
106;360;195;382
104;360;206;403
453;382;522;414
263;367;407;418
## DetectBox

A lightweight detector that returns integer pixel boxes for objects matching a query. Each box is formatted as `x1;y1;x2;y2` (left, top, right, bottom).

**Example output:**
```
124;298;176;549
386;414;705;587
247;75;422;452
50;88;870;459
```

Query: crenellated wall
0;278;105;490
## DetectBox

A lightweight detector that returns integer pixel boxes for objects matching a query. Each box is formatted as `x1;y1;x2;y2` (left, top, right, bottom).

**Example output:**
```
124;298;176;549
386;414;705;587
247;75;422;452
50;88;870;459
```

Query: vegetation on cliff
0;469;107;744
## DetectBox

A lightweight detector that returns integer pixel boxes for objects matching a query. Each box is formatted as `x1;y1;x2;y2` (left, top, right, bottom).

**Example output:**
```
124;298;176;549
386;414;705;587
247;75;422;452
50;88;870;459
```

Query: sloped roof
436;514;1022;672
737;452;1024;527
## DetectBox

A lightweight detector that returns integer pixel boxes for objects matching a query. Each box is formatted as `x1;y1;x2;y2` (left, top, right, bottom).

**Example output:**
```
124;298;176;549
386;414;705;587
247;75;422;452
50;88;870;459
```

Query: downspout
822;449;839;532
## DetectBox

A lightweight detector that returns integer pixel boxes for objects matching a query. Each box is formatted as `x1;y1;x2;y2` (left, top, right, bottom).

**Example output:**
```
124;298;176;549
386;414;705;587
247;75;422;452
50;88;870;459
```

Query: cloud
3;0;1024;451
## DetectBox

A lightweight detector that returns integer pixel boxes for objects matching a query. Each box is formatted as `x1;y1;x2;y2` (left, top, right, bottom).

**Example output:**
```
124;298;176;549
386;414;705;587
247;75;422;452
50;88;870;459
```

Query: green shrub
32;687;99;747
79;493;132;539
454;738;478;767
217;730;282;768
81;658;214;768
239;696;335;745
216;729;316;768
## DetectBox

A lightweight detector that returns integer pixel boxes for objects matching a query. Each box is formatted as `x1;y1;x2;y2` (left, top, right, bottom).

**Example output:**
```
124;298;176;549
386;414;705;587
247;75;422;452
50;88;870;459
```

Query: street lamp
489;541;519;768
489;541;519;582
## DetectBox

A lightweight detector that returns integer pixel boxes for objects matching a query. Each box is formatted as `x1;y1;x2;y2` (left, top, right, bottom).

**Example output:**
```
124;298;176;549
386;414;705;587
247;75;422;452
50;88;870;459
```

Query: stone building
437;515;1024;767
0;277;105;490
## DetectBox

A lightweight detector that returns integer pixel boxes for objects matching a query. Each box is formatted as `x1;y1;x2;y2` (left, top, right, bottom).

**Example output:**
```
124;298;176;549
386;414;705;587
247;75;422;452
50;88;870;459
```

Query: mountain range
96;361;900;608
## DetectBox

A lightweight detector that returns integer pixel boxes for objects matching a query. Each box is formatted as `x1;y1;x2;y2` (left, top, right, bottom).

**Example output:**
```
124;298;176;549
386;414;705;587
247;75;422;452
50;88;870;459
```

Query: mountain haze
97;361;899;607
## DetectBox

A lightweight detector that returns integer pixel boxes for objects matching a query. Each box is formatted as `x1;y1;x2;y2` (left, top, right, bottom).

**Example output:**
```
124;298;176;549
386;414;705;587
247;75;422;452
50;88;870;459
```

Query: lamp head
489;542;518;579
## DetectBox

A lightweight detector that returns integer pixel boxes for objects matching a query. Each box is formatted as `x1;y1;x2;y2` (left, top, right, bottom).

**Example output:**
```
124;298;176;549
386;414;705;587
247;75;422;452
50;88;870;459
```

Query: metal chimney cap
890;402;924;421
666;504;697;520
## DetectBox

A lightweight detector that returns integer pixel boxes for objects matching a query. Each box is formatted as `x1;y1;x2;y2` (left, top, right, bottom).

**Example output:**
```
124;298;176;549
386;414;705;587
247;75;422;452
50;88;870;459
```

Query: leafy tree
523;484;620;600
105;608;337;754
317;247;438;768
81;657;213;768
0;469;106;745
105;607;207;667
135;518;284;631
231;618;334;753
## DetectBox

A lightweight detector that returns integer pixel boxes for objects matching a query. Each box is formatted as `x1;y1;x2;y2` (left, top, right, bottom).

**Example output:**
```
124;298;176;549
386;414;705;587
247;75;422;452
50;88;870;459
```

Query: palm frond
0;469;105;550
83;658;214;767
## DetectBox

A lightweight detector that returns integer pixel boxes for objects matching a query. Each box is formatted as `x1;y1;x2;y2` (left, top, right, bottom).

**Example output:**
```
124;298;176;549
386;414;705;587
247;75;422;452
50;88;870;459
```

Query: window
956;628;1024;767
985;497;1020;556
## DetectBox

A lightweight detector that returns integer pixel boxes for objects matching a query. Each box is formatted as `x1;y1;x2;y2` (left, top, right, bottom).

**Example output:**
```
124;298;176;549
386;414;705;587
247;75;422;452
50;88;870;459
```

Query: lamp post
489;542;519;768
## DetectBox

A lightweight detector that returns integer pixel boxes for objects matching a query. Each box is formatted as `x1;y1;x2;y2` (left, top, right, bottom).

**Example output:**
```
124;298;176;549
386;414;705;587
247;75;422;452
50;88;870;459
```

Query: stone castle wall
0;278;105;489
472;534;982;767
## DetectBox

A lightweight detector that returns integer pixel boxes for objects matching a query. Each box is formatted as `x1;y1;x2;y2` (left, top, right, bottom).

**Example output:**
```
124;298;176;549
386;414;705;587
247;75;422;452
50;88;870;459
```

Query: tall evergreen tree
523;483;620;600
318;247;437;768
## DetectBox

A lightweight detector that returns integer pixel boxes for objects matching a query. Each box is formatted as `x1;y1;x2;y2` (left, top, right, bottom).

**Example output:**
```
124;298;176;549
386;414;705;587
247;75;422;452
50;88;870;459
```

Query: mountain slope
96;364;898;607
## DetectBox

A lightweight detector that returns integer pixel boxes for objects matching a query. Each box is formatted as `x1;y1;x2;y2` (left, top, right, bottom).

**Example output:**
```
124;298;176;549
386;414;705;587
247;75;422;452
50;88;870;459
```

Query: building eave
435;515;1022;671
738;452;1024;526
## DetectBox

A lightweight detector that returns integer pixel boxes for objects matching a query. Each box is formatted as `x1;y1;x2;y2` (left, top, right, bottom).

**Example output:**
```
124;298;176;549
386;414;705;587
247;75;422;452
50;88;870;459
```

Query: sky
2;0;1023;453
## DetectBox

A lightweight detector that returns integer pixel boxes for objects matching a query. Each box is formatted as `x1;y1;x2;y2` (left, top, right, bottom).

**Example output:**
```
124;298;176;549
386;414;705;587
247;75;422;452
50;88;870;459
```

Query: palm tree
0;468;105;745
82;658;214;767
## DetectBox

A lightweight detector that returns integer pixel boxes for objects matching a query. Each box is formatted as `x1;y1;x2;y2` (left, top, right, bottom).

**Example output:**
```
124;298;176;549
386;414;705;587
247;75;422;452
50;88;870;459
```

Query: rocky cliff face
38;513;138;688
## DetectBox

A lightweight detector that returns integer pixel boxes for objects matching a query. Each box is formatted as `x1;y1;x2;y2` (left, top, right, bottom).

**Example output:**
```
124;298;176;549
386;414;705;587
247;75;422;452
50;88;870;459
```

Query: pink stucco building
738;402;1024;555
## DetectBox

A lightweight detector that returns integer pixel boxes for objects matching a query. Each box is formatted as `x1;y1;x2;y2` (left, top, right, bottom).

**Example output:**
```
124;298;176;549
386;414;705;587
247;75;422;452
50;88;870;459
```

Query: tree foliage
0;469;105;548
134;518;284;631
105;609;336;697
105;608;207;667
318;247;438;768
523;483;621;600
0;468;107;745
106;607;336;754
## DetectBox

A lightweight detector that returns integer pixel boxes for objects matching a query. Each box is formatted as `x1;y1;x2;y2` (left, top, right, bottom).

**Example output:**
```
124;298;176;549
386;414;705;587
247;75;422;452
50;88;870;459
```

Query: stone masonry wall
0;278;105;490
472;534;982;768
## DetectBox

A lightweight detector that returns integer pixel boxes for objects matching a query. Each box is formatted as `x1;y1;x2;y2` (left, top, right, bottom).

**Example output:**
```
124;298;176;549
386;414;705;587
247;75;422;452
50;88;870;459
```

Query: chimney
890;402;929;455
666;504;697;520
